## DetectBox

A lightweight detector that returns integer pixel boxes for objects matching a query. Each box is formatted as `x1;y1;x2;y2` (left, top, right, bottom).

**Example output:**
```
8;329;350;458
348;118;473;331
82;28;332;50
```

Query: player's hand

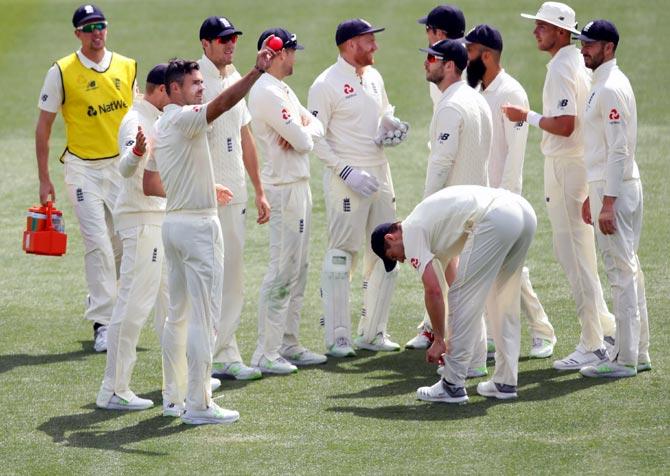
256;36;278;72
581;197;592;225
339;166;379;197
426;338;447;365
278;136;293;151
134;126;146;156
501;103;528;123
39;178;56;205
215;184;234;205
598;197;617;235
255;192;271;224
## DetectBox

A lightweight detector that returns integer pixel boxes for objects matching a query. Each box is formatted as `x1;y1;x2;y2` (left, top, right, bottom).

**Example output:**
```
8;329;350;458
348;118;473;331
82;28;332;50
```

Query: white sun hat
521;2;581;35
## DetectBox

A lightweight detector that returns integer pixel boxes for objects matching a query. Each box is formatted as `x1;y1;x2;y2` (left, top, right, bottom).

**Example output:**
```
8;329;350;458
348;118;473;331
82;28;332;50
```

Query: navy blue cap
146;63;168;85
371;223;397;272
420;38;468;70
199;16;243;40
465;24;503;52
257;28;304;51
574;19;619;46
418;5;466;39
72;4;105;28
336;18;385;46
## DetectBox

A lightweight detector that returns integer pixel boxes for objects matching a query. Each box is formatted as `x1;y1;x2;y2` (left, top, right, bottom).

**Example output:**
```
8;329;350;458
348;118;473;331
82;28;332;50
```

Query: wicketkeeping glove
339;166;379;197
374;114;410;147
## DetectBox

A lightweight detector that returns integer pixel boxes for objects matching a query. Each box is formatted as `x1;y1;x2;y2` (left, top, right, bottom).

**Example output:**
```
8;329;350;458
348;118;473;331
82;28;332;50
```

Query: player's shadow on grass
319;348;428;377
37;390;193;455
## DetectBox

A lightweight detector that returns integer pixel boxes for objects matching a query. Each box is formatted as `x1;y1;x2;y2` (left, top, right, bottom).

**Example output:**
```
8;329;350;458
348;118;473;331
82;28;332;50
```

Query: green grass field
1;0;669;474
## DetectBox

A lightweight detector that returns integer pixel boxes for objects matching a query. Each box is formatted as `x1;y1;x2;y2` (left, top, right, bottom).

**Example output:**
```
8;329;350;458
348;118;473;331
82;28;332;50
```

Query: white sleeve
300;104;324;138
117;112;142;178
600;88;629;197
307;80;345;173
499;89;529;194
240;98;252;127
174;104;209;138
38;65;63;113
424;106;462;197
145;155;158;172
403;223;435;277
544;63;578;117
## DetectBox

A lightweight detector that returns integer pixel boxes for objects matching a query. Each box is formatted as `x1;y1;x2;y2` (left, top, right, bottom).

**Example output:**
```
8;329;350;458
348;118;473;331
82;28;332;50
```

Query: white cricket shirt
541;45;591;159
307;55;392;171
403;185;511;277
151;103;216;212
426;80;492;196
199;55;252;205
114;98;165;230
482;70;529;194
248;73;324;185
583;59;639;197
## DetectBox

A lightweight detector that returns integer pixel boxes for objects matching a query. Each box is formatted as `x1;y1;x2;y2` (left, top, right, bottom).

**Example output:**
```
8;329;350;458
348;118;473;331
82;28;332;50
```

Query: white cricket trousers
544;155;615;351
98;224;164;402
323;163;397;339
161;211;223;411
212;202;246;364
442;194;537;388
64;154;122;325
588;179;650;366
254;180;311;361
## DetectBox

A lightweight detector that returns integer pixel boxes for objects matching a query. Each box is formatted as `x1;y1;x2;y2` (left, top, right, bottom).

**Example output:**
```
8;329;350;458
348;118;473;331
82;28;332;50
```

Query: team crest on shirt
113;78;122;90
608;108;620;122
410;257;420;269
281;108;291;120
343;83;356;98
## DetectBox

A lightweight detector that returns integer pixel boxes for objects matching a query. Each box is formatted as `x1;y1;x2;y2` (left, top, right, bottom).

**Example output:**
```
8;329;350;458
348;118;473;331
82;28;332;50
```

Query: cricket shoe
529;337;556;359
212;361;262;381
476;380;518;400
253;356;298;375
486;338;496;361
436;365;488;378
416;379;468;404
353;333;400;352
163;401;185;417
210;378;221;392
553;348;609;371
93;324;108;353
181;402;239;425
326;337;356;358
604;335;616;356
97;392;153;411
580;361;637;378
405;329;434;349
281;347;327;366
637;361;652;372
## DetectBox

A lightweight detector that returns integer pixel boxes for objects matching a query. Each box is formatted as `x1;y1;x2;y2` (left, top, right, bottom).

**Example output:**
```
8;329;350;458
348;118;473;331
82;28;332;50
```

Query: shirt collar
593;58;617;83
483;69;505;93
547;44;577;70
199;54;238;79
76;48;111;71
336;55;367;77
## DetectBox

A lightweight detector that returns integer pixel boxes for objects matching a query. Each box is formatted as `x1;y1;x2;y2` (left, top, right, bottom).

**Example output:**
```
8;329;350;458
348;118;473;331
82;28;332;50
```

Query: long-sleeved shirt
583;59;639;196
248;73;323;185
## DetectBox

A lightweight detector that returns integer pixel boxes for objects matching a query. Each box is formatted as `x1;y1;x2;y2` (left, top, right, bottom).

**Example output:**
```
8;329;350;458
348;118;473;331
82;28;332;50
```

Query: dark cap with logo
418;5;466;39
72;4;105;28
336;18;385;46
420;38;468;70
371;222;398;273
199;16;243;40
573;19;619;46
257;28;304;51
146;63;168;85
465;24;503;52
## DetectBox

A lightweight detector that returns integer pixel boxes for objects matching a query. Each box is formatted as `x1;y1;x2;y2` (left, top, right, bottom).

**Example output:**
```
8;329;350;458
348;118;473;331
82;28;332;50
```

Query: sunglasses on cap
426;53;444;63
77;21;107;33
213;35;238;45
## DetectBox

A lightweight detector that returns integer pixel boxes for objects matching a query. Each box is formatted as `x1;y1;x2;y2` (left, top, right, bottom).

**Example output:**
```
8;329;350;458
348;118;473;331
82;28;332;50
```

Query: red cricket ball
267;36;283;51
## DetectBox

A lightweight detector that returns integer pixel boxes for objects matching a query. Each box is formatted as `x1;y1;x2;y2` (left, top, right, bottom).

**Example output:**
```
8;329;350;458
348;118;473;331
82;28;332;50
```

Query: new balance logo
76;188;84;202
343;198;351;212
227;137;233;152
152;248;158;262
362;280;368;289
361;307;366;317
299;219;304;233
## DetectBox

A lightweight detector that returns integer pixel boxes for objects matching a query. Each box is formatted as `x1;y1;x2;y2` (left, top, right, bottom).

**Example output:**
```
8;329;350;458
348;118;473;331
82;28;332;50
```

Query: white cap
521;2;580;35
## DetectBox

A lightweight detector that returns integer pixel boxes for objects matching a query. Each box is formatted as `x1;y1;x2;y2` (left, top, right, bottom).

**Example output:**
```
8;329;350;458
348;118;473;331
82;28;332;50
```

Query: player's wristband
526;111;543;128
132;147;144;157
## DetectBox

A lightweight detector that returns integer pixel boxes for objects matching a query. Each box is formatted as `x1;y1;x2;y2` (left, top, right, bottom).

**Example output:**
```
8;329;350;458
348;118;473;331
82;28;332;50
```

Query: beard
466;56;486;88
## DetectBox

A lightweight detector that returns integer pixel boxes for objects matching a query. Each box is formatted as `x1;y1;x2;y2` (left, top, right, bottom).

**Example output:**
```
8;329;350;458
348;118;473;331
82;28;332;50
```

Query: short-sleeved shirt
199;55;252;204
541;45;591;158
403;185;510;276
583;59;639;196
151;103;216;212
248;73;323;185
308;55;392;170
482;70;529;194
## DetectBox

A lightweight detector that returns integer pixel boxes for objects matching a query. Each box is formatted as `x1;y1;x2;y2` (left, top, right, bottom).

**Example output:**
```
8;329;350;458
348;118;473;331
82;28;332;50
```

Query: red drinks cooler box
22;201;67;256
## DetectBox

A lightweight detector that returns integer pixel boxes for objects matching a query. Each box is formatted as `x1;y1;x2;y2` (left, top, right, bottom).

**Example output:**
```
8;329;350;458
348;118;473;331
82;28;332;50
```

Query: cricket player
503;1;615;370
248;28;327;374
465;24;557;359
308;19;409;357
406;4;467;350
146;45;276;424
96;64;169;411
198;16;271;381
35;4;137;352
372;185;537;402
574;21;651;378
